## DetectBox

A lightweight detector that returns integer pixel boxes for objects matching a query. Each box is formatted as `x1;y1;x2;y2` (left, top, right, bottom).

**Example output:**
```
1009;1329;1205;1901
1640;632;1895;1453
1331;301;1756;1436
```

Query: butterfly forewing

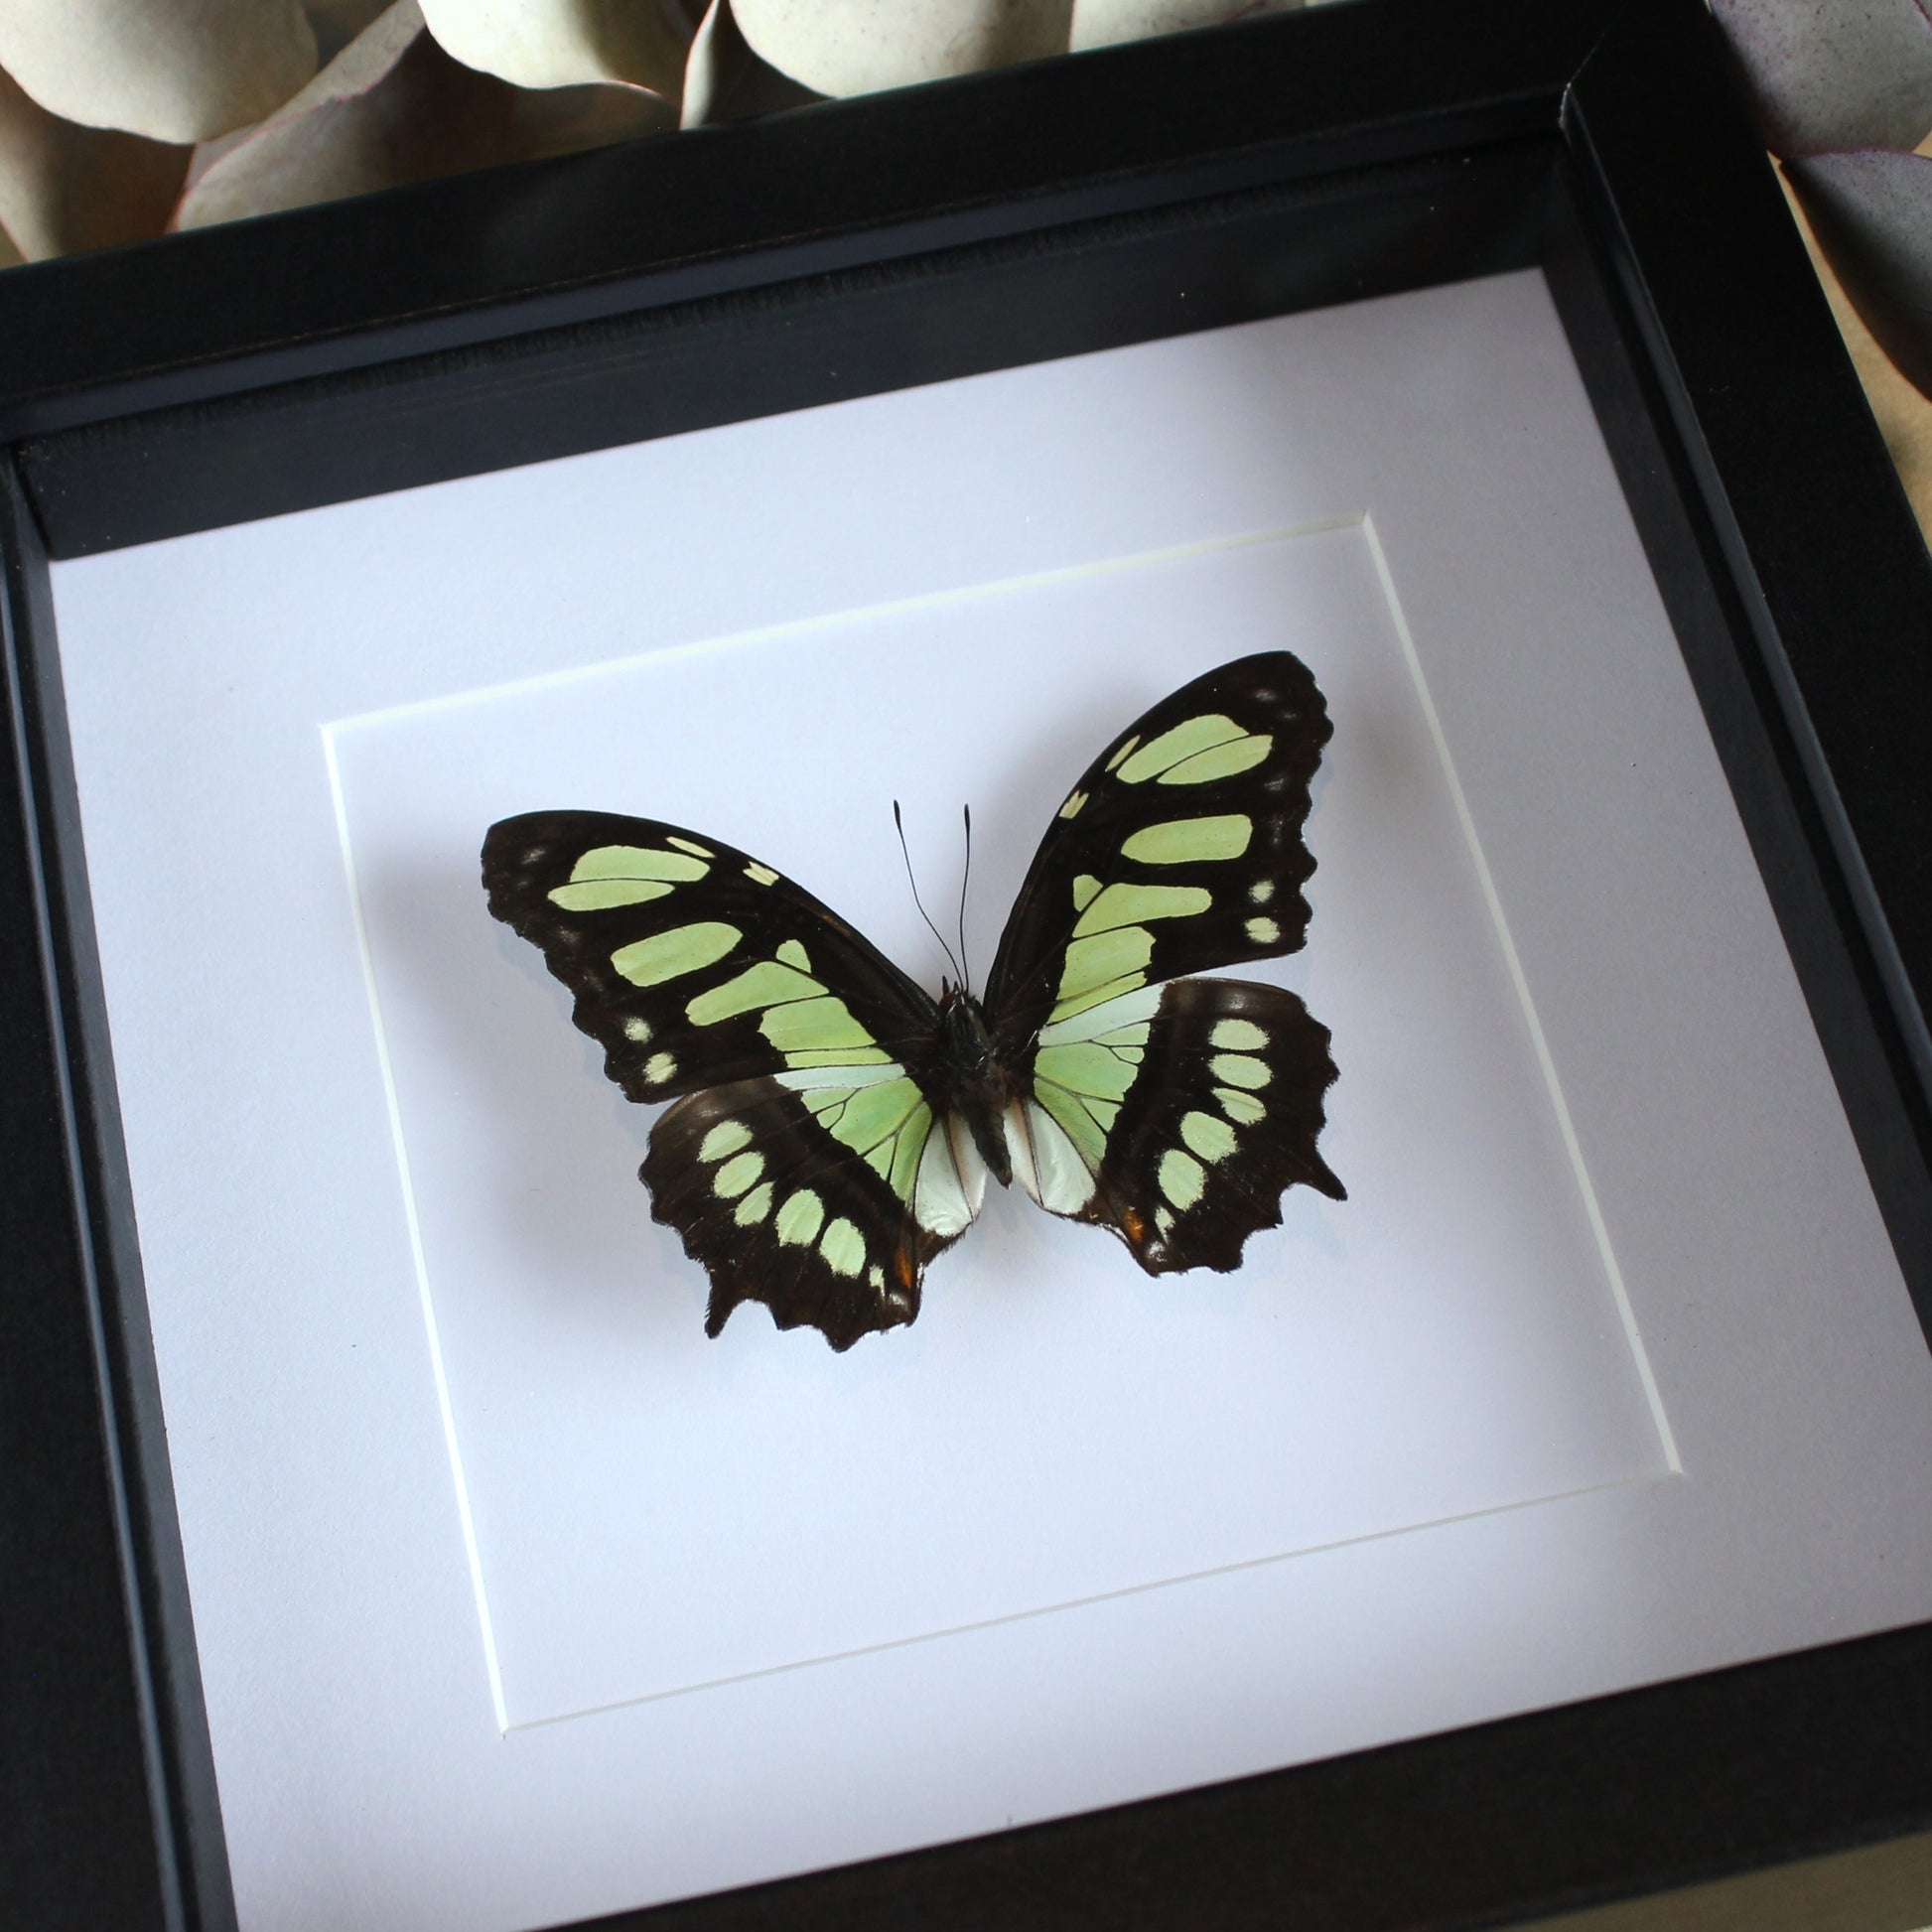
483;810;940;1103
983;652;1332;1049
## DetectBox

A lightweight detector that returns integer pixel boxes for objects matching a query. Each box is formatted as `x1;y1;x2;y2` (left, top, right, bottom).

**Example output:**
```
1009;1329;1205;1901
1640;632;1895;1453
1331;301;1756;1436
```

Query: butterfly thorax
934;983;1017;1187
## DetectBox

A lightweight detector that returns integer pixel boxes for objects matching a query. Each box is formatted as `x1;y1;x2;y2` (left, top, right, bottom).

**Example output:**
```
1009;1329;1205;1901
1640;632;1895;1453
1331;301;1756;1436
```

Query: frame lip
1561;11;1932;1142
4;2;1930;1929
0;0;1610;442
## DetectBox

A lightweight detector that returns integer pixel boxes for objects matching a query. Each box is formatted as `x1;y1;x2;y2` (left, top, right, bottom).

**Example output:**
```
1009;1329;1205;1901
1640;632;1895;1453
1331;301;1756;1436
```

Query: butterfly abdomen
933;987;1017;1187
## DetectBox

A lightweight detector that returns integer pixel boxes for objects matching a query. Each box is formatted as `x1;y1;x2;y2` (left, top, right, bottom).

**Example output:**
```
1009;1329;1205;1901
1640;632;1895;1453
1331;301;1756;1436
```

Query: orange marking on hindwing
895;1247;917;1291
1121;1206;1147;1244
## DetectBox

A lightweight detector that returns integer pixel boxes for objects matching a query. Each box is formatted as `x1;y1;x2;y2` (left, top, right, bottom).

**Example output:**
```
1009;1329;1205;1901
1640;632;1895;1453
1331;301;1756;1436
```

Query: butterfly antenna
894;799;965;987
957;803;974;996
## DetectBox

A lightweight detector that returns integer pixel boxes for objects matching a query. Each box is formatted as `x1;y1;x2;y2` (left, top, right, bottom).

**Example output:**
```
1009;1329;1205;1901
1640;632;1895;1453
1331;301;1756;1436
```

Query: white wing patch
914;1116;988;1235
1004;1099;1094;1214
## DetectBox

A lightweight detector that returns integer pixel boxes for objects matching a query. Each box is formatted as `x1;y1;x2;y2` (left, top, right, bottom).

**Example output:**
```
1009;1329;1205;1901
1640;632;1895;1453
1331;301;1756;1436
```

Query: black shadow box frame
3;0;1930;1927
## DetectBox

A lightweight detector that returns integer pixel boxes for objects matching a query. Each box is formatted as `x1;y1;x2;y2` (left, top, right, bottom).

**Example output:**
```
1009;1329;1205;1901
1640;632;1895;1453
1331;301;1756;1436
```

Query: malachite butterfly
483;651;1344;1350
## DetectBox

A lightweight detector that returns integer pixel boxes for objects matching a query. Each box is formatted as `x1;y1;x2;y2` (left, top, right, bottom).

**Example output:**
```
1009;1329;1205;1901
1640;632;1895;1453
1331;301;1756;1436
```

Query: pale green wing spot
1072;882;1211;937
735;1182;774;1225
1059;790;1089;818
1212;1053;1272;1090
1209;1018;1268;1051
804;1080;930;1199
1159;1147;1206;1209
1033;1084;1107;1170
1071;874;1102;911
884;1103;932;1199
1158;734;1272;785
1120;814;1253;866
810;1077;923;1160
834;1079;924;1159
644;1051;677;1083
1035;983;1163;1047
685;959;826;1026
572;844;709;883
774;1060;903;1091
621;1018;652;1043
1034;1035;1146;1173
819;1218;867;1277
548;878;674;911
666;836;713;858
774;1190;826;1246
714;1151;764;1198
759;995;876;1053
612;922;740;986
1051;926;1156;1024
1180;1110;1237;1164
1217;1086;1267;1125
780;1046;894;1068
1249;880;1275;904
1116;715;1243;783
1059;973;1148;1021
1035;1042;1142;1106
698;1120;753;1163
1246;916;1282;944
745;863;780;886
776;938;811;971
1105;735;1140;772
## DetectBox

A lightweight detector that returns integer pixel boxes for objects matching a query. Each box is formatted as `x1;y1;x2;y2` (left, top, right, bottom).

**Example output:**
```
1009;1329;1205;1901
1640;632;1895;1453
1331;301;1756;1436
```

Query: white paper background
47;270;1932;1932
330;522;1665;1725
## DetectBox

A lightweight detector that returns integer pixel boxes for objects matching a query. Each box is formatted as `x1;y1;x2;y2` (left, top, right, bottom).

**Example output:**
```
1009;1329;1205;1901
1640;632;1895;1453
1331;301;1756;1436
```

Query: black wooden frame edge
19;137;1562;558
0;0;1616;443
3;2;1930;1929
1561;3;1932;1267
577;1620;1932;1932
0;460;233;1932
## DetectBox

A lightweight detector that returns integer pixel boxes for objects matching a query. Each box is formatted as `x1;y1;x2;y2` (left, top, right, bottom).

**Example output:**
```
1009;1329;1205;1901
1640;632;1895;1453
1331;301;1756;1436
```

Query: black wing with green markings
483;812;979;1348
483;650;1344;1350
983;651;1332;1048
988;654;1344;1271
483;810;938;1104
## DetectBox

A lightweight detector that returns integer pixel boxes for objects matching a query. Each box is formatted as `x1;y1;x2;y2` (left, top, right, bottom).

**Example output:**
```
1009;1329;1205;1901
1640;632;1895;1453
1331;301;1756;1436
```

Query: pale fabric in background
1781;140;1932;538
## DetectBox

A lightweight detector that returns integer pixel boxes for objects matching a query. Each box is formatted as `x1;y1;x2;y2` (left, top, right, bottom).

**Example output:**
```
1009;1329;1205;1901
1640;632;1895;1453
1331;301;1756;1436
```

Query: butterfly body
929;984;1017;1184
484;651;1344;1350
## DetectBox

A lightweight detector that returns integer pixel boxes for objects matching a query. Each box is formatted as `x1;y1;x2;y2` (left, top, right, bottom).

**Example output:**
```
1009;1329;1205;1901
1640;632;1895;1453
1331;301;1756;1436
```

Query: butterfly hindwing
483;810;940;1104
1010;978;1342;1270
642;1072;988;1350
984;652;1332;1049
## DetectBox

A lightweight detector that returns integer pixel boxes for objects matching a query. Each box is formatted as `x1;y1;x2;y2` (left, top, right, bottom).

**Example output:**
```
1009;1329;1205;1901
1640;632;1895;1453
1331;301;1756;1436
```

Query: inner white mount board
46;269;1932;1932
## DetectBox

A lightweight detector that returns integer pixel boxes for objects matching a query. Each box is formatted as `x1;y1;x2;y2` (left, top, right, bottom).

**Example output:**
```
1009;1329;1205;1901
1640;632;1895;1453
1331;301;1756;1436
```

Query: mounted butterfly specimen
483;651;1344;1351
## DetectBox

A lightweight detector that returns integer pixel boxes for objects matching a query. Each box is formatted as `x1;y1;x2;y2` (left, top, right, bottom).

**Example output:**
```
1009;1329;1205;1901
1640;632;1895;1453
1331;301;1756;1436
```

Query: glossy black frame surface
3;2;1929;1929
